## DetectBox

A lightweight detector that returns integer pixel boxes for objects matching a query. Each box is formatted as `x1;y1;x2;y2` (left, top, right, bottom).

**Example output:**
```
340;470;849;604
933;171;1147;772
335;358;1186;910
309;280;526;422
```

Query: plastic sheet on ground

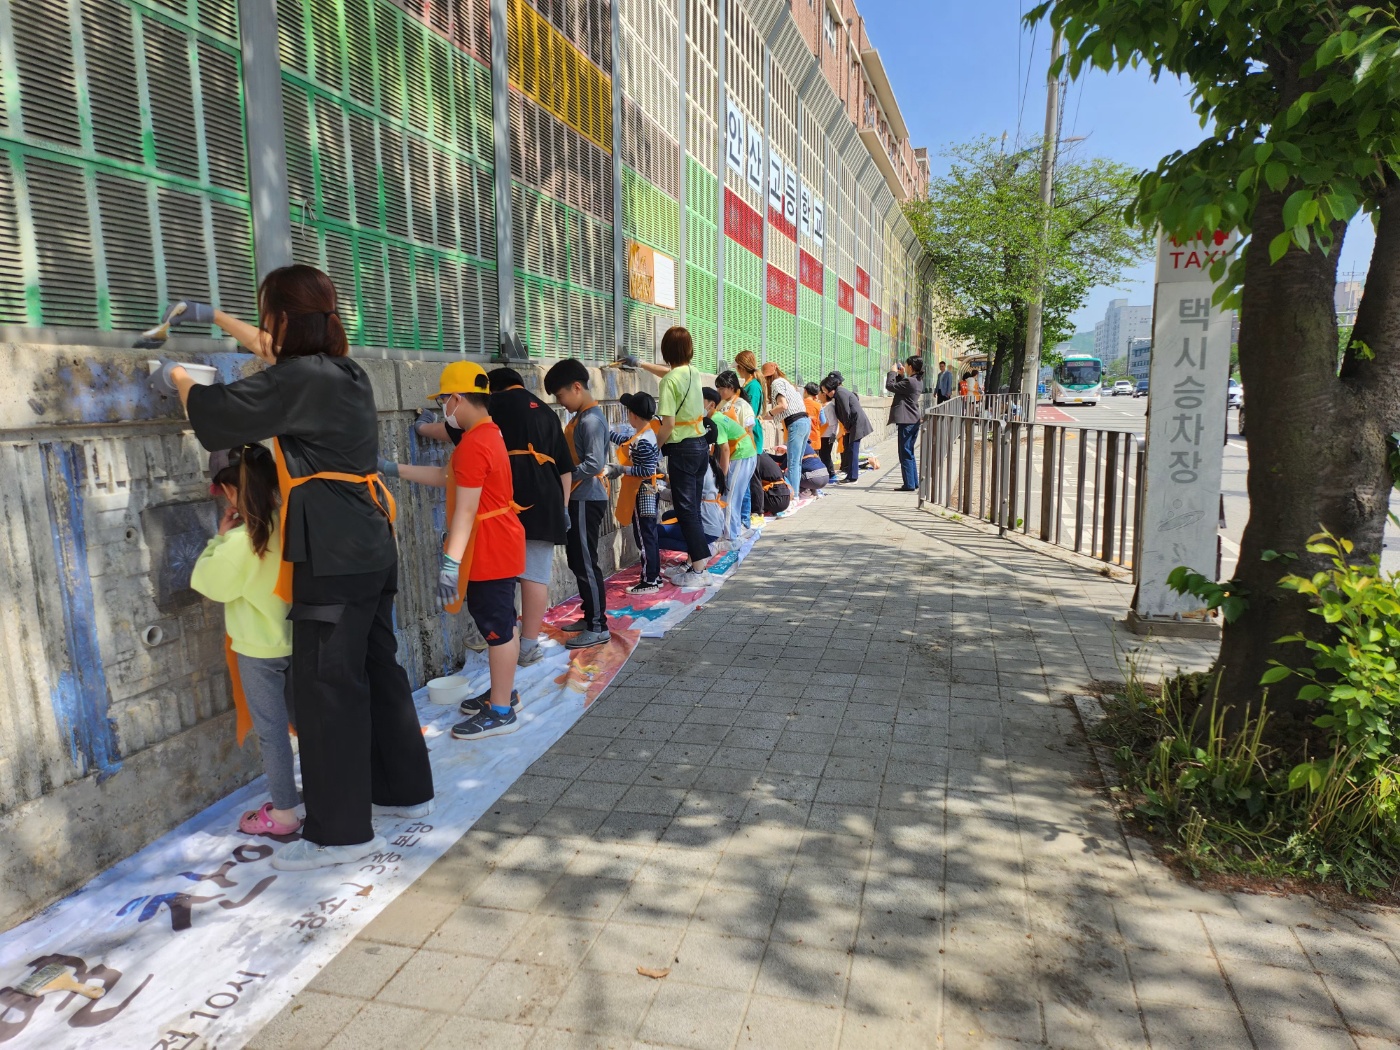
0;502;813;1048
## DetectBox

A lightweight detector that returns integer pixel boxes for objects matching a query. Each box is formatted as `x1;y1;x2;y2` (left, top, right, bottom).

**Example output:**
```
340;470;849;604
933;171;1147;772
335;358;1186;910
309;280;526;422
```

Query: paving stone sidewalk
252;469;1400;1050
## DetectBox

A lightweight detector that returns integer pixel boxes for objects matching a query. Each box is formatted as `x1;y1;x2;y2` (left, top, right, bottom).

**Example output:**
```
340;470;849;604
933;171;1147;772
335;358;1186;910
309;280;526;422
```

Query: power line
1016;7;1040;151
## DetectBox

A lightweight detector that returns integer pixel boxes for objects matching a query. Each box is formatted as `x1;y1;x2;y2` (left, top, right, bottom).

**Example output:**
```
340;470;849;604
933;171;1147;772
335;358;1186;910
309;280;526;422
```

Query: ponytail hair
906;356;925;378
212;444;281;558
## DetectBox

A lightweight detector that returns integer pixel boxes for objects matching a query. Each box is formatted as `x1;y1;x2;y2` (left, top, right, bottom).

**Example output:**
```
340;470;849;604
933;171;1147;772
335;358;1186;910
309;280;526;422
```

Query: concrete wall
0;344;652;930
0;342;895;930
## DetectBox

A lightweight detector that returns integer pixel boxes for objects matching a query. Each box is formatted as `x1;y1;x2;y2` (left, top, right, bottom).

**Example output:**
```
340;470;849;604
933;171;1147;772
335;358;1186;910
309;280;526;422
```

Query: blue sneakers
452;705;520;740
459;688;520;718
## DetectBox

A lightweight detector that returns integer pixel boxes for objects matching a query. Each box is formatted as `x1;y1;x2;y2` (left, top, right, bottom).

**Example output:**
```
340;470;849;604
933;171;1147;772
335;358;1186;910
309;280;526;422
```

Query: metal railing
917;396;1144;575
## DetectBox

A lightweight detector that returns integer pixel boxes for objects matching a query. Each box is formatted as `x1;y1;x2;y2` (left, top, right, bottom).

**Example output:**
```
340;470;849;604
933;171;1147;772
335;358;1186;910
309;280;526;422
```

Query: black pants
666;436;711;562
566;499;609;630
290;560;433;846
819;435;836;479
632;512;660;584
842;437;862;481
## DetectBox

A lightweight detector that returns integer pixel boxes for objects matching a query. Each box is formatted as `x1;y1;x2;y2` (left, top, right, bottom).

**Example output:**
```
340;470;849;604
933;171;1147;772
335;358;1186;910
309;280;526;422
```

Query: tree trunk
989;333;1010;396
1008;305;1028;395
1217;185;1400;737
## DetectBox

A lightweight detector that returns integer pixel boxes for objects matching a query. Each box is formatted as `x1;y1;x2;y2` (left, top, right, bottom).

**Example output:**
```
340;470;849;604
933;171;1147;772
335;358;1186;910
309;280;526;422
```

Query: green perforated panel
0;0;254;332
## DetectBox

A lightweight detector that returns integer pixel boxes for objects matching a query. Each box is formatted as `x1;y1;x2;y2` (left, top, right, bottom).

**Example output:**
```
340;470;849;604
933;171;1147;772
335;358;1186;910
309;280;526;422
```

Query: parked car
1228;378;1243;408
1112;379;1134;396
1133;380;1149;398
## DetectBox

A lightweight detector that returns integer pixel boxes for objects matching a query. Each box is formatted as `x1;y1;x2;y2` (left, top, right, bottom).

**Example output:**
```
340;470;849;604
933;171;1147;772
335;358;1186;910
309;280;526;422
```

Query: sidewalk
253;470;1400;1050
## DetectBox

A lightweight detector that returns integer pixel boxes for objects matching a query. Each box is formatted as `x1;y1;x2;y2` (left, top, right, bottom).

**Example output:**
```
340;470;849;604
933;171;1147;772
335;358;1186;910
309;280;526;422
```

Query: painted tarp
0;514;801;1049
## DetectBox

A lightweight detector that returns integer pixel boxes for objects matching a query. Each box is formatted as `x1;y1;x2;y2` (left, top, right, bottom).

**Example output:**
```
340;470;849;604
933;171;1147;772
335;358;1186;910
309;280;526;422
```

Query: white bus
1050;354;1103;406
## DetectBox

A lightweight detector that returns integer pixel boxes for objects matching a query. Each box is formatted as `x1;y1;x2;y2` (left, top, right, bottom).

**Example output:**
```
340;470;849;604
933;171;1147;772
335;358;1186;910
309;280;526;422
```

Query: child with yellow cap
383;361;527;739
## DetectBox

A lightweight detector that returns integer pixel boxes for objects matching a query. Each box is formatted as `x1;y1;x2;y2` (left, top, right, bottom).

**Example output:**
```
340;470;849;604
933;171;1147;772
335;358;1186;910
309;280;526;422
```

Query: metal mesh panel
280;0;498;352
0;0;253;332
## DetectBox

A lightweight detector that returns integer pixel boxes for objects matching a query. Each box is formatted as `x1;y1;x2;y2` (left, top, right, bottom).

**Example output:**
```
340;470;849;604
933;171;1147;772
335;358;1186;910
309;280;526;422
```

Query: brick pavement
250;469;1400;1050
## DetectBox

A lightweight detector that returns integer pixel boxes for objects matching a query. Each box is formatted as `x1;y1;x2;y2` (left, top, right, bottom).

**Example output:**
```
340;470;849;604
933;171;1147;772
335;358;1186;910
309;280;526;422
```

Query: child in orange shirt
432;362;528;739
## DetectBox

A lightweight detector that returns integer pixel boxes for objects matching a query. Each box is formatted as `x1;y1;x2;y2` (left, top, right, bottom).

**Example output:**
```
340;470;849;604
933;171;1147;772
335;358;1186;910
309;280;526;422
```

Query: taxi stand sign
1128;230;1237;636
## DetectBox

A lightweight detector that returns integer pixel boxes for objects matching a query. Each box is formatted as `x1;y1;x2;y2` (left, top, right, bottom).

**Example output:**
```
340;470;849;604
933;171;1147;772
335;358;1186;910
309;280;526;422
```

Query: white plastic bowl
148;360;218;386
426;674;474;706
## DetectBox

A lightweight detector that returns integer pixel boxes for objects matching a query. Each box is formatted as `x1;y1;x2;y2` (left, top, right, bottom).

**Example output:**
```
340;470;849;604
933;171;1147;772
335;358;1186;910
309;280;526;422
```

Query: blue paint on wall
40;442;123;782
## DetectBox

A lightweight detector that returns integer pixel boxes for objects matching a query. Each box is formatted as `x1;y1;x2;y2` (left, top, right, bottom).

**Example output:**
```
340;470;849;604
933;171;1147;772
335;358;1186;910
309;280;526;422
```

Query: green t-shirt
711;409;755;460
658;365;705;443
715;400;757;459
741;377;765;454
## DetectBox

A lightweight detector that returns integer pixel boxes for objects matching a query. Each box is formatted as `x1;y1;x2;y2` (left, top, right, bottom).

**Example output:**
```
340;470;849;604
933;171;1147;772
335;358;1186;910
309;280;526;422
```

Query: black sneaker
559;619;588;633
459;688;520;718
452;706;519;739
627;580;663;595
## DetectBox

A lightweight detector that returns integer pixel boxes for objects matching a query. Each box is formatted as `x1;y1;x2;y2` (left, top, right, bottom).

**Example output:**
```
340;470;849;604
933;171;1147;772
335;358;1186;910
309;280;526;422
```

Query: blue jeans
725;455;757;540
783;415;811;501
897;422;920;488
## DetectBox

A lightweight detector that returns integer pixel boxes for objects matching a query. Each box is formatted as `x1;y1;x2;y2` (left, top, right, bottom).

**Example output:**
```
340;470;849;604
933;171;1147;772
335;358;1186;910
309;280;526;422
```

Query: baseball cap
619;391;656;420
429;360;489;399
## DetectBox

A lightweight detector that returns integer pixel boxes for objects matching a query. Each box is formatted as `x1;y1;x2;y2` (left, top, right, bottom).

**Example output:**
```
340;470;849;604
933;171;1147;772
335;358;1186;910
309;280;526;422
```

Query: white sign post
1128;230;1236;636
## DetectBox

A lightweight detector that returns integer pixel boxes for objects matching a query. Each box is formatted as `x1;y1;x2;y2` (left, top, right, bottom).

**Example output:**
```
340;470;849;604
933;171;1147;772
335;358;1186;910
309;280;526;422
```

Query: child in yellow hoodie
191;443;299;837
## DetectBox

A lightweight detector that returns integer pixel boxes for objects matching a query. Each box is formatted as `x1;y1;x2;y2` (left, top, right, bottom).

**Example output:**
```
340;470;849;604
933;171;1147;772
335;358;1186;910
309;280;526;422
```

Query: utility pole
1020;30;1063;404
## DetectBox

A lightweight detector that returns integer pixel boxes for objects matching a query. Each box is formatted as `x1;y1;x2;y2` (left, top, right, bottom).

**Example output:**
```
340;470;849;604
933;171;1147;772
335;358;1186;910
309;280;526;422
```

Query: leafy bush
1268;530;1400;794
1096;647;1400;896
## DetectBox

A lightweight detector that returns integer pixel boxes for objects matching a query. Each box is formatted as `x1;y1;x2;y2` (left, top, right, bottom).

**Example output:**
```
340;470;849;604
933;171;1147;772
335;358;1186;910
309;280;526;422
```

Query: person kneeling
750;452;793;518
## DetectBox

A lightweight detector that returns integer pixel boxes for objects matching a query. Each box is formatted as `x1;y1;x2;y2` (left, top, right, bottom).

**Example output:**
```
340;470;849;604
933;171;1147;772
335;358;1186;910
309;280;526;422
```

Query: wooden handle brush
14;964;106;1000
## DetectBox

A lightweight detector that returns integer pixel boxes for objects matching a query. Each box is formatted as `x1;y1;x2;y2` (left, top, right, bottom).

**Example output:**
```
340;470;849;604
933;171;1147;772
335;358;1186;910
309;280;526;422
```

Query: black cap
619;391;656;420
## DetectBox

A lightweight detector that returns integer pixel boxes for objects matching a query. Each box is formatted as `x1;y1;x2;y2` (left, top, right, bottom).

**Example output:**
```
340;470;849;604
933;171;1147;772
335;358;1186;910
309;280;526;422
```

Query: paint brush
133;318;172;350
14;964;106;1000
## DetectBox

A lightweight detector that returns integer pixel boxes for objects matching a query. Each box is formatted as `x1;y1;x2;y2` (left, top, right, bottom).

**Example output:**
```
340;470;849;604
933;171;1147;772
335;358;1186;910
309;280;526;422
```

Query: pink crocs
239;802;302;837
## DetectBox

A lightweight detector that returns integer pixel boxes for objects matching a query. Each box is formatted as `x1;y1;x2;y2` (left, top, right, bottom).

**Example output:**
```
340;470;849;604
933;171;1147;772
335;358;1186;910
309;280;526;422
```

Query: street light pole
1020;29;1064;405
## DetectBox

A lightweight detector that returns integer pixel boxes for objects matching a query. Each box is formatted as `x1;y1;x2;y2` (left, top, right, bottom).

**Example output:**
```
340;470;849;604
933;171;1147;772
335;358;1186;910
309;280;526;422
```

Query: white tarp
0;509;793;1048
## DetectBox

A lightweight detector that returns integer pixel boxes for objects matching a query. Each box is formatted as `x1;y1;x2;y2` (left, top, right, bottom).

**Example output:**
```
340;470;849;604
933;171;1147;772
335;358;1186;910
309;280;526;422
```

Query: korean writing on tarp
1167;296;1212;483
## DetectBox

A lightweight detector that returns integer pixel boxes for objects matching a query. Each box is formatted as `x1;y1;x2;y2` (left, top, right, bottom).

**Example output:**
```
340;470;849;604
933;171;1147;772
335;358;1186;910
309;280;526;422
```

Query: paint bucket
426;674;475;706
147;361;218;386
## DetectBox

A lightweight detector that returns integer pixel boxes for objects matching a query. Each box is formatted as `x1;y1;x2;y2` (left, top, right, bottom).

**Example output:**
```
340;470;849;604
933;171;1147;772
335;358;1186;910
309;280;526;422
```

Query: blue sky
860;0;1374;334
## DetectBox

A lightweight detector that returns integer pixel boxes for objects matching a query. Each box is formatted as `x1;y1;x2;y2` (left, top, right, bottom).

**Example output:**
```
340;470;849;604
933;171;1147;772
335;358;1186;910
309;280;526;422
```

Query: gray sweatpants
235;653;299;811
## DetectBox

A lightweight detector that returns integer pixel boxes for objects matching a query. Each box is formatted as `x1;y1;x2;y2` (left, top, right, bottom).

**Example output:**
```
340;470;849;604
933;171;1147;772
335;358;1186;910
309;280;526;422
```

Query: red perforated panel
855;266;870;299
767;202;795;242
766;264;796;314
724;187;763;256
855;318;869;346
871;303;881;331
838;279;854;313
799;249;823;294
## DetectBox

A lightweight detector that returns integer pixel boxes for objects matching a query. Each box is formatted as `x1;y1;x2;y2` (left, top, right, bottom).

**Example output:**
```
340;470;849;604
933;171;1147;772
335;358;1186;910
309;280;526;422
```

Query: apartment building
786;0;930;201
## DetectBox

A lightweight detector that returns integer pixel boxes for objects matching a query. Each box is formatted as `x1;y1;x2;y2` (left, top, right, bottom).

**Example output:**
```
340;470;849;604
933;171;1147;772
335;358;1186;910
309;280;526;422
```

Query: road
1045;392;1400;578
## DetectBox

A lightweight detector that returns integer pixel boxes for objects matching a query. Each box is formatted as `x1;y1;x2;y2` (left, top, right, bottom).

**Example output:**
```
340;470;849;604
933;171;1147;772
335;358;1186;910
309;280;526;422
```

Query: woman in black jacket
820;372;874;483
886;357;924;491
151;265;434;872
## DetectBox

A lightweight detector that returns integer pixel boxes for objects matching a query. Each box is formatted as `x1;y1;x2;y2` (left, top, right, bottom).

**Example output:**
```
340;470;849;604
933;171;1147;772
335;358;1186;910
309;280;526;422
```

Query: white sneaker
272;834;387;871
372;799;434;819
663;563;691;580
678;569;721;590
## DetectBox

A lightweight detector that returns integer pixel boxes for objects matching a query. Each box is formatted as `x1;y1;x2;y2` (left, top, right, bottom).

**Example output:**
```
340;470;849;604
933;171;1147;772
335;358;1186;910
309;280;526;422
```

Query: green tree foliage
904;138;1148;392
1029;1;1400;725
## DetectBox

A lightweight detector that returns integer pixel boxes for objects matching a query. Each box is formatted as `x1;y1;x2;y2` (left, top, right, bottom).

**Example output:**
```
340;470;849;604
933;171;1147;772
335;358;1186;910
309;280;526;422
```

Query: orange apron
270;437;396;604
613;419;662;526
564;411;608;481
805;396;823;437
224;636;254;746
442;477;526;614
509;443;556;467
720;401;749;458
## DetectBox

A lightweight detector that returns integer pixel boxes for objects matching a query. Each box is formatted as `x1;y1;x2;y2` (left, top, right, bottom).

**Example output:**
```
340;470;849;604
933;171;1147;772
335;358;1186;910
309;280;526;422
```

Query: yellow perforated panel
507;0;613;152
